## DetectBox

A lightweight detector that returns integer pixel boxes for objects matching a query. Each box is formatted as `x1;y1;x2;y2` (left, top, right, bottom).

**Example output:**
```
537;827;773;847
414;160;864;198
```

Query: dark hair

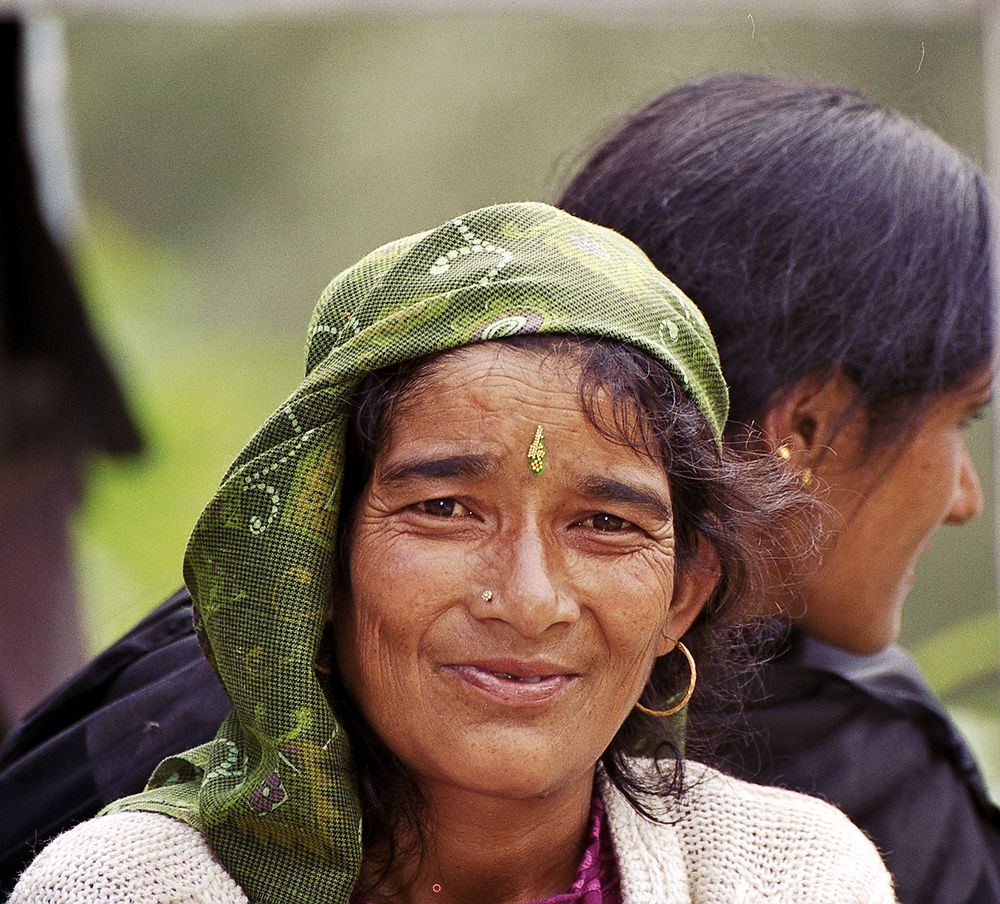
558;72;994;446
320;334;813;887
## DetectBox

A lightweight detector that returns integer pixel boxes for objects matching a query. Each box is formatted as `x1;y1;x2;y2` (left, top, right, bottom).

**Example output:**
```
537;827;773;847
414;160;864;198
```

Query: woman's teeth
490;671;544;683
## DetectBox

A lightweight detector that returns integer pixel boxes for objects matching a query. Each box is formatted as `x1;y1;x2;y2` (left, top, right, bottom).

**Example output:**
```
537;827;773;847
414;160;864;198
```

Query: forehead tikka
528;425;546;474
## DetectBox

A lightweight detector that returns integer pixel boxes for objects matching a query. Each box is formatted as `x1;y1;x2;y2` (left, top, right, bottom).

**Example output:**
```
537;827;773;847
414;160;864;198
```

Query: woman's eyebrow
577;475;673;520
378;453;498;485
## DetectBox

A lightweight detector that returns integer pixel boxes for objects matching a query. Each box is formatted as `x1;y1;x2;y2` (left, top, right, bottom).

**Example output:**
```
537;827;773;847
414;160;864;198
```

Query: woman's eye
582;513;630;532
416;498;472;518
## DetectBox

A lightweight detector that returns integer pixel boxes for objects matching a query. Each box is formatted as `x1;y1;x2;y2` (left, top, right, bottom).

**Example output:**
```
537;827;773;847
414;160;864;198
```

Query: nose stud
481;590;494;602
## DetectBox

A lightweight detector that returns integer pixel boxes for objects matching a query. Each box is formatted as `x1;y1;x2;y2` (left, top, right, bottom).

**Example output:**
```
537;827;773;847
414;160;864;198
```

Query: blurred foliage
71;208;301;642
62;14;995;730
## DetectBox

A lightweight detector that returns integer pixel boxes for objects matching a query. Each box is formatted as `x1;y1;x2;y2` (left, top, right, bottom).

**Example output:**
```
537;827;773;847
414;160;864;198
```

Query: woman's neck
364;772;595;904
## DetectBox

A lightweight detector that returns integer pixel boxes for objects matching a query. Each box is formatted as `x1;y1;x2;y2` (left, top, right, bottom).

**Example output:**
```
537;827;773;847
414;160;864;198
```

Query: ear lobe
660;533;721;656
760;369;859;458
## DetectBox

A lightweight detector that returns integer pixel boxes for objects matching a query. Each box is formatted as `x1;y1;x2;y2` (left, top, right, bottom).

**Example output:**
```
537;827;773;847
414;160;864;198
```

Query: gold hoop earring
634;640;697;718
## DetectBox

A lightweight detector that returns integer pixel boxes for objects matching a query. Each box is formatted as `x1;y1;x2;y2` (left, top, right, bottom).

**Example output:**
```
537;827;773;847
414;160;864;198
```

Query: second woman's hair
559;72;993;446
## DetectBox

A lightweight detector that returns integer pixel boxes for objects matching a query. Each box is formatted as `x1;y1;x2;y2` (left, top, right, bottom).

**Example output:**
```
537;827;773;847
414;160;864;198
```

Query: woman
558;73;998;904
9;202;895;903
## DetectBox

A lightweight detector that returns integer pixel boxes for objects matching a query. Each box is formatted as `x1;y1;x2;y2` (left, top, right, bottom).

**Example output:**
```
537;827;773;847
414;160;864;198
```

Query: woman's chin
430;759;597;806
403;726;602;805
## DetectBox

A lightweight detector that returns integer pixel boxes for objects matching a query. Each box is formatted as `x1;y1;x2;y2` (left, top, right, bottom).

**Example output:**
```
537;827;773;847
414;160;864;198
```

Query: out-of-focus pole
22;16;82;244
985;0;1000;694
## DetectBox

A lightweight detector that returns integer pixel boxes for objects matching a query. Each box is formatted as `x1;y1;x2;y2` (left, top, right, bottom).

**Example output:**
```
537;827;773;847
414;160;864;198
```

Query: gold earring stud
777;444;814;486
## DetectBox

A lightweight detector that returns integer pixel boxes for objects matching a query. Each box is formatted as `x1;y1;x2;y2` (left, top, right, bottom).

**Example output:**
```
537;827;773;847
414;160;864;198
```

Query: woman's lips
443;662;579;705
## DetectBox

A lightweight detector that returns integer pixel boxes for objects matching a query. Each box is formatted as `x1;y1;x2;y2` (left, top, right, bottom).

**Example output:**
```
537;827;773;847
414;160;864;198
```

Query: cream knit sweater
9;762;895;903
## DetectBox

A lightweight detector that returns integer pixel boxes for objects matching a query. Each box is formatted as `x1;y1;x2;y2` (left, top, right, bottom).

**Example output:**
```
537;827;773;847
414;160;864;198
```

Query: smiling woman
335;344;716;893
9;202;895;904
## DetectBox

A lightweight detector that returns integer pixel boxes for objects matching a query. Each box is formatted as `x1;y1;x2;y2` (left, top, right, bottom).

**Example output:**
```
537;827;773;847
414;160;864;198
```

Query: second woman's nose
944;444;984;526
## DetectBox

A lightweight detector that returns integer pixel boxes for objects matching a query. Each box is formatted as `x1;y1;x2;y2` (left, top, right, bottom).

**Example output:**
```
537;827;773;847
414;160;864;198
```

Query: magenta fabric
523;796;622;904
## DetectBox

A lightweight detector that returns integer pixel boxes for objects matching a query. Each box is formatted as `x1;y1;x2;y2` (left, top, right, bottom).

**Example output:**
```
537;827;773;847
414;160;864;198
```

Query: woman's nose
472;533;579;636
945;444;983;525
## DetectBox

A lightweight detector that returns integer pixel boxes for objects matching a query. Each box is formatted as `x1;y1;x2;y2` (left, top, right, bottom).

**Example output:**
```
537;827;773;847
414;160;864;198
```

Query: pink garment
350;794;622;904
523;795;622;904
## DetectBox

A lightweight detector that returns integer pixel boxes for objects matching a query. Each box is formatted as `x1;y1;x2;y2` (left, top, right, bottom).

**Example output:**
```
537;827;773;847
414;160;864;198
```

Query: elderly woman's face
335;344;713;802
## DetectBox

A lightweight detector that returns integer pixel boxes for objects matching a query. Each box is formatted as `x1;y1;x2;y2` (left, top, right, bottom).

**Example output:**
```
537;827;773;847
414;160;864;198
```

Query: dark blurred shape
716;628;1000;904
0;588;230;898
0;17;143;732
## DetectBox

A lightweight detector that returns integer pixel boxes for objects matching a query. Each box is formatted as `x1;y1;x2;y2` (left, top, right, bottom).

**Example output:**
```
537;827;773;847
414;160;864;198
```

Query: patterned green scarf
103;202;727;903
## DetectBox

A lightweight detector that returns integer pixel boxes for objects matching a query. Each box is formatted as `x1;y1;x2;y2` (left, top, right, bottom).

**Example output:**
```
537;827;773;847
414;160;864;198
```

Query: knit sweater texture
9;762;895;903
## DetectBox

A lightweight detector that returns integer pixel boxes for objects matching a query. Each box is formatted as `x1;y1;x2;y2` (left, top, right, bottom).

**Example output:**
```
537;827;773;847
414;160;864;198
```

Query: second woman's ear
760;369;860;457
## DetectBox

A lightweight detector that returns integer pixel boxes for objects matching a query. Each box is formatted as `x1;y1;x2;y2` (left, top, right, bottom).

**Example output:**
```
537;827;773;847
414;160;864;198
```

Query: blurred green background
57;12;997;781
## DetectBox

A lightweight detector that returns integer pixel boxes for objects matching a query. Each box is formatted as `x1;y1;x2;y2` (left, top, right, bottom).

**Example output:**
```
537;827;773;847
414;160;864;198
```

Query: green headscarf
104;202;728;903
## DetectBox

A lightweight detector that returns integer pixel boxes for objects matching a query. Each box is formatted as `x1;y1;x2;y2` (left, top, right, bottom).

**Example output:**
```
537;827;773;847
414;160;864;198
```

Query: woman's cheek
572;547;675;622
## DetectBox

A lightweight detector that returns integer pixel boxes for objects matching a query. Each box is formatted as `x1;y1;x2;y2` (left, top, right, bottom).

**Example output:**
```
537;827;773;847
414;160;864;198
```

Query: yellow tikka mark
528;425;546;474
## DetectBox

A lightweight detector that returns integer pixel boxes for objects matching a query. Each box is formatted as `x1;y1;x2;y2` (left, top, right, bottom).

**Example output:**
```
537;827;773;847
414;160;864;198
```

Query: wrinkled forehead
370;338;676;482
